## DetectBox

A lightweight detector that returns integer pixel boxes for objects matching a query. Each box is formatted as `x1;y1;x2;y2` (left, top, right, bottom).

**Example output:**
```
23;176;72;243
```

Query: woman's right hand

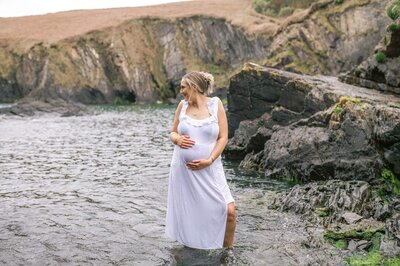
176;134;195;149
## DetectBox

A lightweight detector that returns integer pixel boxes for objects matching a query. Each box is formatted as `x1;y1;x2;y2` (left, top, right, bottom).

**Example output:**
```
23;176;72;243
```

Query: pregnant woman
165;71;236;257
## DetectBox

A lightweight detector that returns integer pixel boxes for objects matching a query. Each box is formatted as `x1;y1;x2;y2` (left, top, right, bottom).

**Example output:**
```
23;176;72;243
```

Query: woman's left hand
186;159;212;171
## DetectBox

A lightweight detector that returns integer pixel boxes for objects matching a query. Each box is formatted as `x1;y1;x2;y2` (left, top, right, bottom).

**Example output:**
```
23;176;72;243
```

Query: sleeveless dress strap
210;96;219;121
179;97;218;126
179;99;188;120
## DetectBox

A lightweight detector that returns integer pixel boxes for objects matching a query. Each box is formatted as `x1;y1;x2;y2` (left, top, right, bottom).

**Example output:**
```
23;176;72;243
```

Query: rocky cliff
339;0;400;95
0;16;266;104
260;0;390;75
224;62;400;254
226;63;399;178
0;0;391;104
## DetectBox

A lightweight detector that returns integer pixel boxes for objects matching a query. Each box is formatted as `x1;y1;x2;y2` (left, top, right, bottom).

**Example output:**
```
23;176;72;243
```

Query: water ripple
0;105;347;265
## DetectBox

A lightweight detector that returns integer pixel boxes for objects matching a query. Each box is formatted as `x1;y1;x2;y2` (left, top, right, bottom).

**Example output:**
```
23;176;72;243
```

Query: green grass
50;43;59;50
387;23;400;32
334;239;347;249
252;0;317;17
374;51;386;63
369;233;382;252
345;251;400;266
387;0;400;21
346;251;382;266
334;106;343;114
379;169;400;197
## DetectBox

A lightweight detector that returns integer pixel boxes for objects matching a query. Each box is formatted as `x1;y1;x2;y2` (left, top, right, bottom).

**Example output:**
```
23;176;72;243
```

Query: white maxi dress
165;96;235;249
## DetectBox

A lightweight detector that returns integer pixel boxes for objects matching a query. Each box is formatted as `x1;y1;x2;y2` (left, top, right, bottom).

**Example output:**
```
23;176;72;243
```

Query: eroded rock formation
340;3;400;94
225;62;400;251
0;0;391;104
226;63;400;178
225;63;400;252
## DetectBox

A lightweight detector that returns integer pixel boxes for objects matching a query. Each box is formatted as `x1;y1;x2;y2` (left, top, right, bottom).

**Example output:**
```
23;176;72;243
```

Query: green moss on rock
324;229;383;241
345;251;382;266
379;169;400;197
0;48;19;78
334;106;343;114
334;239;348;249
369;233;382;252
315;207;330;217
252;0;317;17
345;250;400;266
324;220;385;242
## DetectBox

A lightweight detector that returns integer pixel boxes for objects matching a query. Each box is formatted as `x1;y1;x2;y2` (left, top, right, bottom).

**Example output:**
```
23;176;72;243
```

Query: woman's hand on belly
186;158;212;171
177;134;195;149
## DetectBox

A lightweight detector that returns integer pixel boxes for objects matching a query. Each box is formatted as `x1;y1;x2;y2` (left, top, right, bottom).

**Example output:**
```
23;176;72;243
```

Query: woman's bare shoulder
175;100;184;113
215;97;225;111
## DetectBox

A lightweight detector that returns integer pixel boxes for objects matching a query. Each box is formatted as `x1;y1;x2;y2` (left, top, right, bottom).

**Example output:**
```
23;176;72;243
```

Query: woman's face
180;79;194;101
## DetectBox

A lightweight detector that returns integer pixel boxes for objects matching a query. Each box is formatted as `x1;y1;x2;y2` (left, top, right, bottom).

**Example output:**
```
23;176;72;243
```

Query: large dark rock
0;98;90;117
340;20;400;95
226;64;334;138
270;179;400;248
270;179;400;223
339;57;400;95
225;63;400;179
226;62;400;251
381;21;400;58
225;113;272;160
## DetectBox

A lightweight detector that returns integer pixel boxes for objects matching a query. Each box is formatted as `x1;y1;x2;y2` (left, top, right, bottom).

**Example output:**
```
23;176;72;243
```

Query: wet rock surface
0;98;90;117
226;63;400;259
269;179;400;257
226;63;400;178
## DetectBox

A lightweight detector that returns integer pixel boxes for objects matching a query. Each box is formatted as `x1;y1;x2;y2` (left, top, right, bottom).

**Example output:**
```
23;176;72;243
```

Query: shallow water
0;104;347;265
0;103;15;109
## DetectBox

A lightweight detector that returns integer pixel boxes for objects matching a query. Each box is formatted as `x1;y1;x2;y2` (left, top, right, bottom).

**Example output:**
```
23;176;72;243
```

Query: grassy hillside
252;0;318;17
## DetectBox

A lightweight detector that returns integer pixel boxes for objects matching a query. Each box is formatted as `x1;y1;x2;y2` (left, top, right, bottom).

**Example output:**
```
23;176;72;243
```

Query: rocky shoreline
0;98;90;117
224;63;400;261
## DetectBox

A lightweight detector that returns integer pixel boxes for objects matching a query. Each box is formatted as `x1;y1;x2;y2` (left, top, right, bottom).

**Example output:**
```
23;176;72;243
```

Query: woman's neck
188;93;207;108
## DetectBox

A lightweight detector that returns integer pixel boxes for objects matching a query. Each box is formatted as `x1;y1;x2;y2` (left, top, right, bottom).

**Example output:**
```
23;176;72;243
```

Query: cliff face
0;0;391;104
0;16;266;104
262;0;390;75
339;13;400;94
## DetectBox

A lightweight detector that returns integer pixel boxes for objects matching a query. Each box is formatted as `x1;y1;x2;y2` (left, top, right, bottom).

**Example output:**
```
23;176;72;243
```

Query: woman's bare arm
170;101;195;149
170;101;183;143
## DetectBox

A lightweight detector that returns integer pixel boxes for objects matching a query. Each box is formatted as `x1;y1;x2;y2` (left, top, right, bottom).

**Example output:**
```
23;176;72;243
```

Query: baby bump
178;143;212;163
